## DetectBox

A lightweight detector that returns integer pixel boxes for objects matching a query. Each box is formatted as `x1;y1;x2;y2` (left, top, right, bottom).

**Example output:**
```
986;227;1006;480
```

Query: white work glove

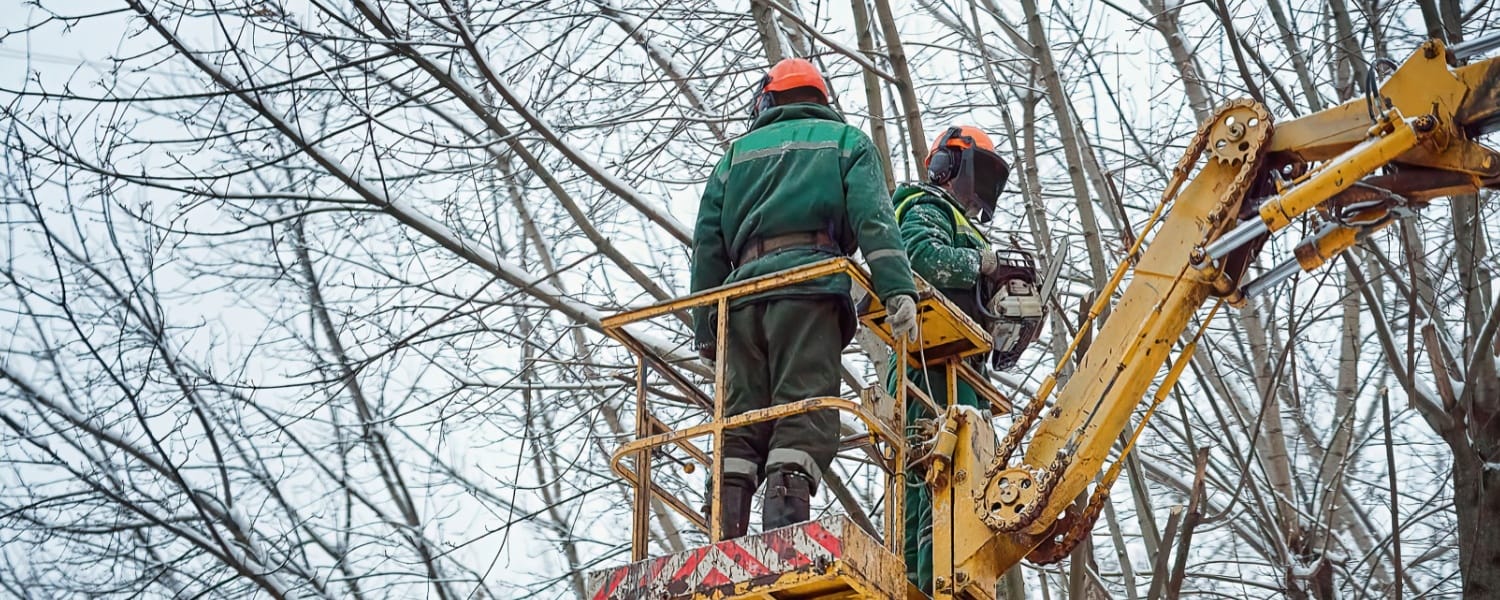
979;249;1003;280
887;294;919;343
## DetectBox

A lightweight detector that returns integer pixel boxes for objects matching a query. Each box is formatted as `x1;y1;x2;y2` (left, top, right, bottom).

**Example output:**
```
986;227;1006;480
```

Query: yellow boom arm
928;39;1500;599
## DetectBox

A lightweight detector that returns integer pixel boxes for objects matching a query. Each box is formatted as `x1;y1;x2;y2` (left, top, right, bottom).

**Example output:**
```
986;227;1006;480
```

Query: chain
990;98;1226;472
988;99;1271;540
1024;469;1109;564
982;454;1068;533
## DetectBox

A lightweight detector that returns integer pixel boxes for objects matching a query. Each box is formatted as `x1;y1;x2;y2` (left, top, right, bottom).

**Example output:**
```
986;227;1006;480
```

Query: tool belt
736;231;839;267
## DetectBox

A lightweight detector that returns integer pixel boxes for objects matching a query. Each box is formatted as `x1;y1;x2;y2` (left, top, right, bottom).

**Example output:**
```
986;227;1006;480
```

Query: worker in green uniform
690;58;920;539
890;125;1038;594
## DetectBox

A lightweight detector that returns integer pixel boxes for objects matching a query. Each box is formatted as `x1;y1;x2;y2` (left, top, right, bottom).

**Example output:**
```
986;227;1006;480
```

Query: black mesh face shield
952;146;1010;223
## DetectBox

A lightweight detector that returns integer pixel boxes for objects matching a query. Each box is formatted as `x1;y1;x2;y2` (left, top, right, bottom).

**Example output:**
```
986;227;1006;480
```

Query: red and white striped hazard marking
589;520;845;600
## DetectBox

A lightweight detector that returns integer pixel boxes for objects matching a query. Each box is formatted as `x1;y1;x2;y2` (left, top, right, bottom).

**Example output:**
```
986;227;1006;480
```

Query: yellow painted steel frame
1268;40;1500;180
927;39;1500;599
600;257;1006;570
931;123;1256;597
600;40;1500;597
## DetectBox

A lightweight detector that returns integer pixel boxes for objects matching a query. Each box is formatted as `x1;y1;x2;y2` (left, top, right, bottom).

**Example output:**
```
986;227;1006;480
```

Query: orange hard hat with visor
926;126;1010;223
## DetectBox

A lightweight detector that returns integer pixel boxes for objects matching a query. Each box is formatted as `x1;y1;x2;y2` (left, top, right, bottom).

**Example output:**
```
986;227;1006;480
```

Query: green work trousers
889;364;982;595
721;298;845;488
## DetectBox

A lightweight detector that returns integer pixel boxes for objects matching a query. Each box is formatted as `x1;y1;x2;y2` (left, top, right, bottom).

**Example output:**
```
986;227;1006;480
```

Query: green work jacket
893;183;991;322
690;103;917;347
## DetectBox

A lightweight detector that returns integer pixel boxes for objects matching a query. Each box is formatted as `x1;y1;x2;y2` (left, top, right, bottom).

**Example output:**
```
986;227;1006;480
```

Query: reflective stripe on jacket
892;183;990;322
690;103;917;347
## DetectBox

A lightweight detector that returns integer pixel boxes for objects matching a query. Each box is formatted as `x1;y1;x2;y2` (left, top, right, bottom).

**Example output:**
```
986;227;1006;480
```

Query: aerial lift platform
587;258;1008;600
587;36;1500;599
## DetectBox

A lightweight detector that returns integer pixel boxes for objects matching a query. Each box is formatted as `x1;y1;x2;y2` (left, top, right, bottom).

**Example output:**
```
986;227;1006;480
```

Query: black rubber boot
762;469;814;531
713;475;754;540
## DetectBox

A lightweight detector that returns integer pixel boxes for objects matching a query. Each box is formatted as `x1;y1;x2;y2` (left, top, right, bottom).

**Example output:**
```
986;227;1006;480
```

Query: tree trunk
870;0;928;169
1143;0;1212;122
1019;0;1109;287
1440;10;1500;587
1239;297;1303;559
1454;443;1500;595
1328;0;1368;102
751;2;785;63
850;0;896;191
997;566;1027;600
1453;190;1500;593
1267;0;1324;111
1439;0;1463;43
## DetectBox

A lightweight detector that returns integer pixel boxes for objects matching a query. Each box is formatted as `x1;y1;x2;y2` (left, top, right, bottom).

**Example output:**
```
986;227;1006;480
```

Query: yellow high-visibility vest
894;189;990;250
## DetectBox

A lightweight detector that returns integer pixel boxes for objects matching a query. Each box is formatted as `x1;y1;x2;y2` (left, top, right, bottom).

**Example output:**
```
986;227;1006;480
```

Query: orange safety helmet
926;126;1010;223
750;58;829;117
763;58;828;97
925;125;996;165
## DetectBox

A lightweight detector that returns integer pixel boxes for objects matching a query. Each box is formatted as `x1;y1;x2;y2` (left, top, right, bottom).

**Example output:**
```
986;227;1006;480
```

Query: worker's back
690;101;913;311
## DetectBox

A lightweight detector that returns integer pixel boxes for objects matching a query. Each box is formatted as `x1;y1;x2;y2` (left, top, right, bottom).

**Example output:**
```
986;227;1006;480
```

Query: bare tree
1;1;1490;598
